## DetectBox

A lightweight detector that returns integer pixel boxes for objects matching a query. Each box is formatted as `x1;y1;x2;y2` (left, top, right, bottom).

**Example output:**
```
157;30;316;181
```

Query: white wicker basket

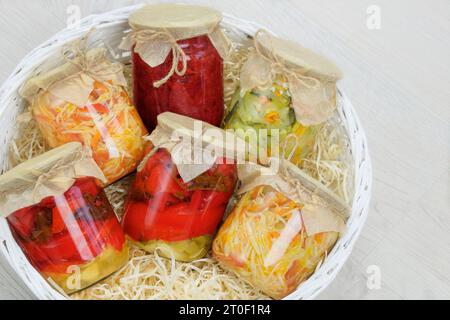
0;4;372;300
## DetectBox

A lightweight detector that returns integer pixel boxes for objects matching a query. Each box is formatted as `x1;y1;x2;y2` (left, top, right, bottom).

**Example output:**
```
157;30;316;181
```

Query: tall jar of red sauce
0;143;129;294
121;112;239;262
124;4;229;131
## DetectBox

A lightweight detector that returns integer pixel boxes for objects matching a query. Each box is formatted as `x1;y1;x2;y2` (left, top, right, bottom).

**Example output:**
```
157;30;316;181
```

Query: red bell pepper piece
122;201;149;241
7;207;37;239
51;207;66;234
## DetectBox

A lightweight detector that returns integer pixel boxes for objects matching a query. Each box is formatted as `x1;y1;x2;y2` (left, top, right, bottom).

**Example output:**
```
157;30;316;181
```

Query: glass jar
7;177;128;294
126;4;228;131
212;160;348;299
32;81;148;185
226;32;343;168
213;185;338;299
122;148;237;262
225;76;319;165
132;34;224;131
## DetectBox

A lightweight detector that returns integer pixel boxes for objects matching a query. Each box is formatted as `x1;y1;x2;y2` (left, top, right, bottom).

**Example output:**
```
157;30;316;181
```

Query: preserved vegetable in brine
123;148;237;262
21;42;148;185
213;160;349;299
132;35;224;131
225;31;342;167
121;4;230;131
226;76;319;164
8;177;128;293
122;112;241;262
0;143;129;294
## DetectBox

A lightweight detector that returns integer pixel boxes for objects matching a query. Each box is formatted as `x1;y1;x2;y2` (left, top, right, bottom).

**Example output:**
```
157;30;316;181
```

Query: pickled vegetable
132;35;224;131
7;177;129;294
32;81;148;185
213;185;338;299
122;148;237;262
226;77;319;165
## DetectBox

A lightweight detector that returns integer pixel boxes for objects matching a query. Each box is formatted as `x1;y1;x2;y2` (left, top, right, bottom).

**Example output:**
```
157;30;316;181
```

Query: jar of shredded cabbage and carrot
20;43;148;185
0;143;129;294
225;31;343;167
122;112;239;262
212;159;349;299
121;4;230;131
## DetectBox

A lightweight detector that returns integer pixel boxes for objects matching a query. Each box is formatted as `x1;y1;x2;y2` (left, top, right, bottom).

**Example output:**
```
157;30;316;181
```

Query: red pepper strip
22;230;84;265
198;191;231;212
193;205;226;237
91;103;109;114
122;201;148;241
71;177;100;197
51;207;65;234
40;196;56;208
142;148;171;173
189;190;204;211
213;160;237;176
143;203;198;241
145;164;182;195
82;218;125;253
7;207;37;239
76;217;111;258
101;218;126;251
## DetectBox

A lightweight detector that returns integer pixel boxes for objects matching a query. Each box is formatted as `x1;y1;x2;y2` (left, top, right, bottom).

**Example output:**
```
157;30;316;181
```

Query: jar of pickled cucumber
0;143;129;294
122;4;230;131
225;31;343;167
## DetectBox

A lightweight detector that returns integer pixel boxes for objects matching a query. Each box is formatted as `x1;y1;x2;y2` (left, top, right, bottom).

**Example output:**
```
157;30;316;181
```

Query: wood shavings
7;114;49;169
104;173;134;219
223;41;253;118
301;116;354;204
72;247;268;300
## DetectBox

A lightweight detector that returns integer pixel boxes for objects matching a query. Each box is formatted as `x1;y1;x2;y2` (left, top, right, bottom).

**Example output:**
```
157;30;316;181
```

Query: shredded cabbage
32;81;147;184
213;185;338;299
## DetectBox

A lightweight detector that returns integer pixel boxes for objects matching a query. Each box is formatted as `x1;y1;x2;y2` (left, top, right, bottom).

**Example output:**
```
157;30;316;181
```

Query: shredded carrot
32;80;148;184
264;111;280;124
213;185;338;299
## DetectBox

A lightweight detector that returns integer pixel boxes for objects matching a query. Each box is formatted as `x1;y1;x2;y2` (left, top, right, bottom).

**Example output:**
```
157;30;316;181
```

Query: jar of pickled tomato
213;160;349;299
0;143;129;294
122;112;239;262
125;4;229;131
20;47;148;185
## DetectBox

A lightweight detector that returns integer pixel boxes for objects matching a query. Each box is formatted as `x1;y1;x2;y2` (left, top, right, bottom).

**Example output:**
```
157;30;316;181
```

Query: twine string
31;160;76;202
253;29;321;90
279;164;327;210
61;28;123;83
131;28;188;88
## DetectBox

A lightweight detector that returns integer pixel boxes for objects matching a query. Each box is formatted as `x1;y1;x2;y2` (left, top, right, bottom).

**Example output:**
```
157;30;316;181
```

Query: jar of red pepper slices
122;112;242;262
0;143;129;294
120;4;230;131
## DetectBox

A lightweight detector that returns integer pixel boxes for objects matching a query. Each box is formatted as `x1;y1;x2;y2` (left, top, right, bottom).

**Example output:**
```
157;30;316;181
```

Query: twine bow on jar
236;159;349;235
123;28;188;88
20;29;127;107
119;25;230;88
0;144;106;218
143;119;218;183
240;29;341;126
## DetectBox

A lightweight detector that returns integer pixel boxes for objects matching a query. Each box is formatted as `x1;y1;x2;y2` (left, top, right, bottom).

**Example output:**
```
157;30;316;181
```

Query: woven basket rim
0;4;372;300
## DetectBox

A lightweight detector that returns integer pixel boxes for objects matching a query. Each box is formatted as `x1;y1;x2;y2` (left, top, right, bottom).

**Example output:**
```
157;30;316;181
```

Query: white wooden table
0;0;449;300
